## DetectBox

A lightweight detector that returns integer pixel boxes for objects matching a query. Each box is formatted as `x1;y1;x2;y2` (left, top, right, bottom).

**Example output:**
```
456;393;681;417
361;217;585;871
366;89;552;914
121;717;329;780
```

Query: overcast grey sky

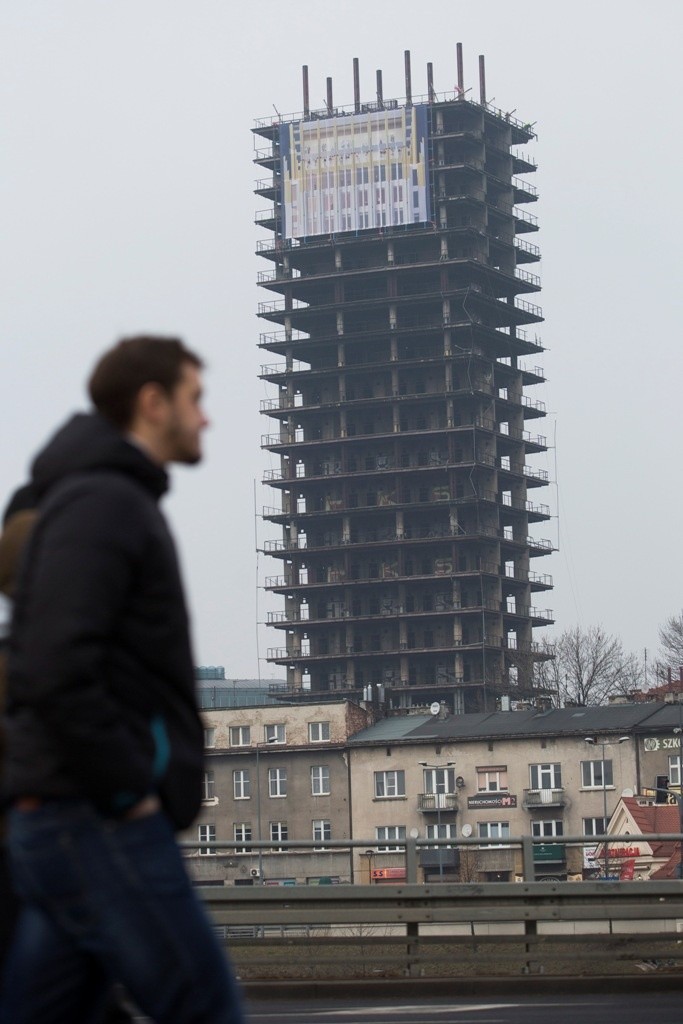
2;1;681;681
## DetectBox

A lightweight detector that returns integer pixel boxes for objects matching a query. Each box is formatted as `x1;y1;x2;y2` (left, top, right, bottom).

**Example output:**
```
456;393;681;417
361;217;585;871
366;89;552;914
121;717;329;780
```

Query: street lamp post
255;744;263;883
674;723;683;879
418;760;455;881
584;736;629;879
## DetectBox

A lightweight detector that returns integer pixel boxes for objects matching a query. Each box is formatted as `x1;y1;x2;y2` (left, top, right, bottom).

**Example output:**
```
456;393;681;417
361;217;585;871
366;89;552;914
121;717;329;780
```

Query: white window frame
233;769;250;800
198;823;216;855
376;825;406;851
477;767;508;792
268;767;287;798
312;819;331;847
233;822;252;853
529;763;562;790
311;765;330;796
203;728;215;749
202;770;216;803
425;822;456;848
477;821;511;847
531;819;564;838
308;721;330;742
229;725;251;747
270;821;288;851
374;770;406;799
583;816;608;836
581;759;613;788
264;723;286;744
668;754;682;787
423;767;456;795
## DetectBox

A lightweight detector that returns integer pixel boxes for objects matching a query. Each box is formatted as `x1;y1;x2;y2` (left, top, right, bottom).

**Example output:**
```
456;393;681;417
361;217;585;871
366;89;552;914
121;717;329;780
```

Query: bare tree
658;610;683;672
457;845;482;883
551;626;639;706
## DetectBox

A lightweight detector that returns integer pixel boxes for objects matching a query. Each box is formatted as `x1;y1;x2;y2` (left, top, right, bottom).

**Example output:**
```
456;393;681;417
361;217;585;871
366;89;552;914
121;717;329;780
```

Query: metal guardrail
197;877;683;979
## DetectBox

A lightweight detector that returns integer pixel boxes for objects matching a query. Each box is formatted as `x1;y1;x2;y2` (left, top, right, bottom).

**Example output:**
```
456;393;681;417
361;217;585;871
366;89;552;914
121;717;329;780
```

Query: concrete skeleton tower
255;49;554;714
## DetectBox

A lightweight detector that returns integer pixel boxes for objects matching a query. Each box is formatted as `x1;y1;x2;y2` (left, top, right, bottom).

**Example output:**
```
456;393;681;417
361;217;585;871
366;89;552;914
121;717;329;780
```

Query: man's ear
134;381;169;425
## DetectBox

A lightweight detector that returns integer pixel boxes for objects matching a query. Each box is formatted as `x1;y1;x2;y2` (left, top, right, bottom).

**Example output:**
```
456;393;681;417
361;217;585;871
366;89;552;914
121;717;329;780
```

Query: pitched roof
621;797;682;879
348;702;669;746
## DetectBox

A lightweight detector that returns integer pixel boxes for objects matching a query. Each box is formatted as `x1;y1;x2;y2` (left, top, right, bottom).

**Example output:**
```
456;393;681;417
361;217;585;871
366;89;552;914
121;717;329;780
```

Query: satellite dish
622;788;634;798
409;827;420;839
461;824;472;837
430;701;441;716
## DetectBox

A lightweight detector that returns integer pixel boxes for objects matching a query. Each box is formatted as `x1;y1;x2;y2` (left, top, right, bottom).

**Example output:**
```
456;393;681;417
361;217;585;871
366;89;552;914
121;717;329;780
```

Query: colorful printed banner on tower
280;105;431;240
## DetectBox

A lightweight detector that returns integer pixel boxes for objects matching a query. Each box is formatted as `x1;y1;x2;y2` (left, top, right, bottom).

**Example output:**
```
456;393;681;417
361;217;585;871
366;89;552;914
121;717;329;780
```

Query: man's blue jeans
0;801;245;1023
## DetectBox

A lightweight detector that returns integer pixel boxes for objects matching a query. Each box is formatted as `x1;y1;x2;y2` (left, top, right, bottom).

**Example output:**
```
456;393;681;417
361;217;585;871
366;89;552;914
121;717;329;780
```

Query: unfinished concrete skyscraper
256;49;553;713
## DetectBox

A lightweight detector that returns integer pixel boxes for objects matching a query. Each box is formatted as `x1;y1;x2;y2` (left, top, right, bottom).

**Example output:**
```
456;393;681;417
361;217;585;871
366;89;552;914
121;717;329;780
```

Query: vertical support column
456;43;464;98
404;50;412;106
326;77;334;114
427;62;435;103
302;65;310;118
353;57;361;113
376;69;384;107
478;55;487;105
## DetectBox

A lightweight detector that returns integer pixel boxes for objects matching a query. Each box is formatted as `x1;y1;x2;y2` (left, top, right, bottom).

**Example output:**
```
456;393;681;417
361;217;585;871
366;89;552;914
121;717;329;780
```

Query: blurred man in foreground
0;336;244;1024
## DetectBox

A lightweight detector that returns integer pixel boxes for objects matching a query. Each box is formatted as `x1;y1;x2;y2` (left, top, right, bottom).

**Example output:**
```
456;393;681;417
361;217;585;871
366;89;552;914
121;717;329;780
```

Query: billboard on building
280;105;431;240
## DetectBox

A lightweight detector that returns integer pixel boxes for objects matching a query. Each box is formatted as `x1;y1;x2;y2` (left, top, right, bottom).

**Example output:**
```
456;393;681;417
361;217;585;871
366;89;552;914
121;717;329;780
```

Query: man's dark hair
88;335;204;429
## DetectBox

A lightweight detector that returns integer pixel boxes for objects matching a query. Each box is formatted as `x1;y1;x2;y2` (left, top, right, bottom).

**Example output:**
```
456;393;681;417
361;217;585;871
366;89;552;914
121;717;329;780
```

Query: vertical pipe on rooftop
478;54;486;105
353;57;361;113
404;49;412;106
302;65;310;118
326;77;334;115
427;62;435;103
376;69;384;107
456;43;464;98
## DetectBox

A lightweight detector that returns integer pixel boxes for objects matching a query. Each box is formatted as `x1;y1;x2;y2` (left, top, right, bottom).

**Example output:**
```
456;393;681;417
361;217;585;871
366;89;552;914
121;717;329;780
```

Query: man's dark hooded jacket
3;413;204;829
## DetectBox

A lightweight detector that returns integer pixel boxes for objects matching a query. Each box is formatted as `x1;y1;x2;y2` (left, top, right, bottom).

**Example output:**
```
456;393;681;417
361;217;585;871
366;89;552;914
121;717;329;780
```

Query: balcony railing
512;176;539;198
417;793;459;813
513;268;541;288
523;789;566;808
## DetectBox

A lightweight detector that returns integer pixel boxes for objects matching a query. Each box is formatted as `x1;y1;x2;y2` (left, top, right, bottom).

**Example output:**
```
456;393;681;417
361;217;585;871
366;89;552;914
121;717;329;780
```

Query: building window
270;821;288;851
198;824;215;855
309;721;330;742
581;759;613;788
311;765;330;796
376;825;406;851
374;770;405;799
265;723;286;744
531;820;564;838
313;819;331;847
203;728;215;748
268;767;287;798
423;767;456;795
426;823;455;848
477;766;508;792
233;823;252;853
233;769;250;800
477;822;510;846
229;725;251;747
202;770;215;802
583;817;608;836
668;755;682;787
529;763;562;790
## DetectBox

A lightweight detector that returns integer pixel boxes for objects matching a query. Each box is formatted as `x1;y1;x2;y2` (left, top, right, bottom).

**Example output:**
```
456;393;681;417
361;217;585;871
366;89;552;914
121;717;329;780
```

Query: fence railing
192;871;683;980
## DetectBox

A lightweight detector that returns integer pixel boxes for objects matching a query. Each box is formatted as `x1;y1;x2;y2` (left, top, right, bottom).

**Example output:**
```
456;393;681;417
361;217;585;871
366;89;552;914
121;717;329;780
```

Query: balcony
419;849;460;872
417;793;459;813
523;789;566;808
